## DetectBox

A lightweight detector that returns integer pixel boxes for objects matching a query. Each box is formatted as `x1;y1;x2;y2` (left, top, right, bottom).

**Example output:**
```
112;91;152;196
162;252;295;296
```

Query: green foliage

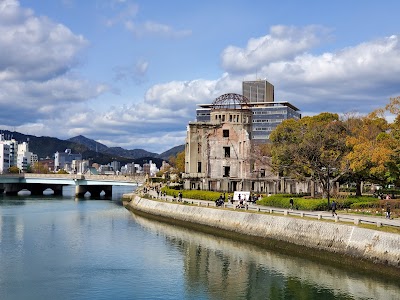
8;166;20;173
258;195;328;210
258;194;379;211
149;177;165;183
269;113;349;196
161;187;229;201
350;201;380;209
56;169;69;174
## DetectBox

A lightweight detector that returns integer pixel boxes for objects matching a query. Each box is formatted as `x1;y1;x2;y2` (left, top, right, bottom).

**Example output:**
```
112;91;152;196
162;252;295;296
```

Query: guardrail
143;194;400;229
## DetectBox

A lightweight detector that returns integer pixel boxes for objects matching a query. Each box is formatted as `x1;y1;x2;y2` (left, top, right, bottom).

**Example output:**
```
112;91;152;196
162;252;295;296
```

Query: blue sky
1;0;400;153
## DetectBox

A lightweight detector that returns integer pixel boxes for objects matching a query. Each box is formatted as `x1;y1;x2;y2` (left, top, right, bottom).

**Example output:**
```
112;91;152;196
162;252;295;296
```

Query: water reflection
130;212;400;300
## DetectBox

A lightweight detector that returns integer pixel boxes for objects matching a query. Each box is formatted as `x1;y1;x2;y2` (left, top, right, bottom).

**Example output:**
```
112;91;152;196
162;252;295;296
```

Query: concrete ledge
126;196;400;268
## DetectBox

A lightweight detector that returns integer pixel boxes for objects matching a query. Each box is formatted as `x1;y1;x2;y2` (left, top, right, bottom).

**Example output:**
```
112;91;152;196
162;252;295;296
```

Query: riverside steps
123;192;400;271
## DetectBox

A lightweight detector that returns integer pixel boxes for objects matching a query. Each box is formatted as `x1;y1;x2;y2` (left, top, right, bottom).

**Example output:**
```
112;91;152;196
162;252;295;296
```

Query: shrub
258;195;328;210
257;194;380;211
350;201;379;209
161;187;230;201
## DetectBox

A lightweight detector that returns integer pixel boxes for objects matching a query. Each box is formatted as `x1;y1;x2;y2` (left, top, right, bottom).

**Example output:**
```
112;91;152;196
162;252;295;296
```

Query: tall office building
242;80;274;103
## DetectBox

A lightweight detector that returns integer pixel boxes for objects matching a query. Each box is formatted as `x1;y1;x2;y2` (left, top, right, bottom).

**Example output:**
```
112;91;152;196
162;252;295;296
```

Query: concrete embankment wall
125;195;400;268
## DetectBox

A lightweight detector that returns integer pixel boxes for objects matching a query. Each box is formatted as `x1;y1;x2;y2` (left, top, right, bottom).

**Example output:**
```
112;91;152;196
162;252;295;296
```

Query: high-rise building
17;142;32;172
0;143;10;174
242;80;274;103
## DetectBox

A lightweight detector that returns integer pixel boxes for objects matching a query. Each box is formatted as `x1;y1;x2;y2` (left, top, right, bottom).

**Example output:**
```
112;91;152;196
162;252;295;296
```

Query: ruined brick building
183;81;314;194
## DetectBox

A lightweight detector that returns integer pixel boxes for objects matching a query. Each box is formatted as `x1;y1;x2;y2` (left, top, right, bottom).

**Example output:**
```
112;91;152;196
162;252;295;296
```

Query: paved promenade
141;189;400;230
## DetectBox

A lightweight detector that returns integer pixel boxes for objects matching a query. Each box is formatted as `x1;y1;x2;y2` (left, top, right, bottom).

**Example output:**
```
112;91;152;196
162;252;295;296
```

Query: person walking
331;200;337;216
386;203;391;219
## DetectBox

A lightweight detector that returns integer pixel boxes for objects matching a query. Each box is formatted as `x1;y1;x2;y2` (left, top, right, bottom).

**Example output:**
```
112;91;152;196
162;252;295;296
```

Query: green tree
270;113;349;202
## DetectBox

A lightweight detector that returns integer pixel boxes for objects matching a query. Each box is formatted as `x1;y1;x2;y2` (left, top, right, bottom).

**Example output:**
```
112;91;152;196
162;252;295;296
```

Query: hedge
161;187;230;201
257;195;380;211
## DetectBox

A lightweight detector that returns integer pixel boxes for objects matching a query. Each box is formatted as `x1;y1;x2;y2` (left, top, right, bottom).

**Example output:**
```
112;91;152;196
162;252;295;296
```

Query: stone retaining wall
126;195;400;268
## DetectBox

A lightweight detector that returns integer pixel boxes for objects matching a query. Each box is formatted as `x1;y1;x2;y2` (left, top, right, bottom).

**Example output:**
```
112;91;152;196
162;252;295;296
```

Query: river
0;186;399;300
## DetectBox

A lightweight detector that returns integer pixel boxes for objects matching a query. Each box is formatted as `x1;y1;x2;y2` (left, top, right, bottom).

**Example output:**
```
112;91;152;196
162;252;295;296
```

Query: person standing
289;198;294;210
331;200;337;216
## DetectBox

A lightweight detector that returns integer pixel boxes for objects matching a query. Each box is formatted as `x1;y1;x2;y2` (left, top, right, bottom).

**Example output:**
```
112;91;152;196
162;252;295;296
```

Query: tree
31;162;50;174
270;113;349;202
344;113;390;195
8;166;20;174
168;150;185;175
175;150;185;174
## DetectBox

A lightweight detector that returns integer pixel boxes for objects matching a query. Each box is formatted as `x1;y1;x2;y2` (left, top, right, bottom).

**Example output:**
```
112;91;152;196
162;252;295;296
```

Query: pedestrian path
142;190;400;229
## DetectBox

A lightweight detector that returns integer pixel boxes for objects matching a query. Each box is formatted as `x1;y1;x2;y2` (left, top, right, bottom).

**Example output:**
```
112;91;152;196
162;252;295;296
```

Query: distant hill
0;130;181;168
67;136;158;159
157;144;185;160
67;135;108;152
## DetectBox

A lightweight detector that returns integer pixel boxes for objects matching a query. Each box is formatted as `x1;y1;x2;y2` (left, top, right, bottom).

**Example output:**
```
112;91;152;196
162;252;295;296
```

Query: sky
1;0;400;154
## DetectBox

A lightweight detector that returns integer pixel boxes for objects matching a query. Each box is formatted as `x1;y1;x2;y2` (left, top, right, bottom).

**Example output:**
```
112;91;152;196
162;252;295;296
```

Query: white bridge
0;173;145;197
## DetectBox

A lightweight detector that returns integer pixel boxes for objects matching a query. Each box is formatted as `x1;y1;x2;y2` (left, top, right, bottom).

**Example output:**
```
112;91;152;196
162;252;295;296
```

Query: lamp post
327;165;330;209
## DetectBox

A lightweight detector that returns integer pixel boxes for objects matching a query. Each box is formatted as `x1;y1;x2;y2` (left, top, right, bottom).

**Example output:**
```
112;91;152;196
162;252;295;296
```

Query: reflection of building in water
130;212;399;300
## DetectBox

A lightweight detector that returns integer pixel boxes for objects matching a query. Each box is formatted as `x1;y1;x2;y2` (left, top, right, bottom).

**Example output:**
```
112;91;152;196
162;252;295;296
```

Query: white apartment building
0;143;10;174
17;142;33;172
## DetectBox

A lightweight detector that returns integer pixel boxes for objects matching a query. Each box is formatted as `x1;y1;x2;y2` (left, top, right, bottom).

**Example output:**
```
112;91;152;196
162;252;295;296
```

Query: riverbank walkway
131;190;400;230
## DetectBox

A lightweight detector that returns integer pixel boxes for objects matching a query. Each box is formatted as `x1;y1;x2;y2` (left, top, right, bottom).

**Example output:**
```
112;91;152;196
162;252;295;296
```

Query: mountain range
0;131;184;167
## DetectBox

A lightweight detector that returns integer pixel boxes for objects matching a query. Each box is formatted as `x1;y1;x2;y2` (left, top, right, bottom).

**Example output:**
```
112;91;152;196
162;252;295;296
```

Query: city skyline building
242;80;275;103
0;142;10;174
54;149;82;172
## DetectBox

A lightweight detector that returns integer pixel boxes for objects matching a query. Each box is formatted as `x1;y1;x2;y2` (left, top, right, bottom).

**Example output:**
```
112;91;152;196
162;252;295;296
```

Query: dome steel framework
211;93;250;110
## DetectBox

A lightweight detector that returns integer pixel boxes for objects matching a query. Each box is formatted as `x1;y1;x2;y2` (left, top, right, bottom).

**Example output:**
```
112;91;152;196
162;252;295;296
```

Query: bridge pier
75;185;113;198
4;183;25;195
75;185;88;198
51;185;63;195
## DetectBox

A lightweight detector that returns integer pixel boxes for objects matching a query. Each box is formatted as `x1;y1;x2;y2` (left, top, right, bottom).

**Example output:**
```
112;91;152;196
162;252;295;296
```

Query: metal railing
142;194;400;229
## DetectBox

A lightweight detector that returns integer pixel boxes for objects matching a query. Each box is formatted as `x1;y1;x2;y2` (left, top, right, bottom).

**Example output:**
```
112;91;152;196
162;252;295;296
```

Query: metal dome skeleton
211;93;250;110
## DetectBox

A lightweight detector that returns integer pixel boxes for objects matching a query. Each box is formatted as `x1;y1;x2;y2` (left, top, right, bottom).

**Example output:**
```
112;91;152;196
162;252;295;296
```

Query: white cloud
0;3;88;81
125;20;192;38
144;79;219;108
263;35;400;109
103;1;191;39
105;3;138;27
0;0;106;126
221;25;331;74
113;59;149;83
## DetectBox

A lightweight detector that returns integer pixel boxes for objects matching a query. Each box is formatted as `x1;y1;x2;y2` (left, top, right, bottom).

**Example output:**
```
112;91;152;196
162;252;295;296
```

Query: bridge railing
0;173;146;183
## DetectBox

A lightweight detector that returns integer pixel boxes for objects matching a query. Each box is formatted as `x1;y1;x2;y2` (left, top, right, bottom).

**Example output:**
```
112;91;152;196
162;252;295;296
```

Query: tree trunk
355;181;362;196
310;180;315;198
